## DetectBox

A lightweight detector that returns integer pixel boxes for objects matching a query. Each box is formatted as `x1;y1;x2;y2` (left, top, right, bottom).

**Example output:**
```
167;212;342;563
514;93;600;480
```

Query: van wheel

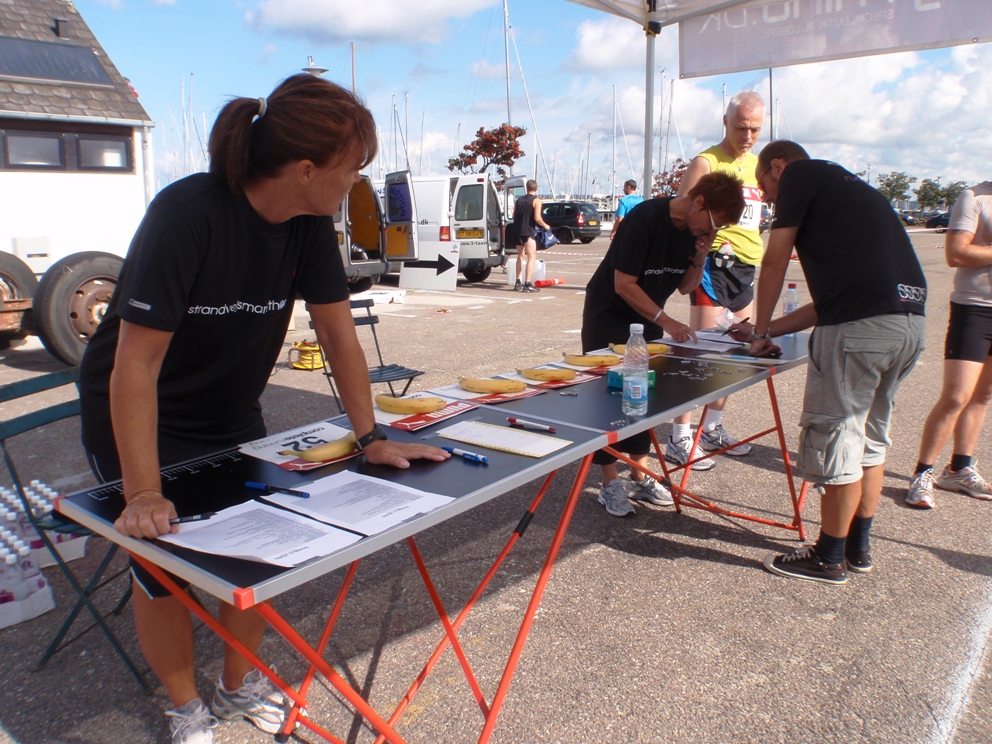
0;253;39;341
34;252;122;366
555;228;574;244
462;266;492;283
348;276;374;294
580;236;595;244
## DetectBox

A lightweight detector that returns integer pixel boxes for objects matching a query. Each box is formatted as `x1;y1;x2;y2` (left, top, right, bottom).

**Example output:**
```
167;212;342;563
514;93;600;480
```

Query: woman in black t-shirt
79;75;449;743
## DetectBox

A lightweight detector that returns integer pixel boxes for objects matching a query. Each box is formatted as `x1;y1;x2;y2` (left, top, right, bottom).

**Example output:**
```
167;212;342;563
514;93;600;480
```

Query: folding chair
315;298;424;411
0;367;149;692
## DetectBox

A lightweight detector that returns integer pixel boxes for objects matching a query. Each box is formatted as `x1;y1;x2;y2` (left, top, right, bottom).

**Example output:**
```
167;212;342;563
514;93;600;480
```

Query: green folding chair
0;367;149;691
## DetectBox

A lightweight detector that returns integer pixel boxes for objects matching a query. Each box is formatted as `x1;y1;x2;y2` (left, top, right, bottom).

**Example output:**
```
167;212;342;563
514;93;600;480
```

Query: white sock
672;422;691;441
702;409;724;433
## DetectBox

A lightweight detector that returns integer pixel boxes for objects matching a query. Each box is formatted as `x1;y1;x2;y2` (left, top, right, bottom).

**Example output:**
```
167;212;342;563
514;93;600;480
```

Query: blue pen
441;446;488;464
245;481;310;499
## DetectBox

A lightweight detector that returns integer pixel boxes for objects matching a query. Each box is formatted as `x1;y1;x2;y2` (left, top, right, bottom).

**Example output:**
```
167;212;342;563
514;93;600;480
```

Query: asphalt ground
0;228;990;744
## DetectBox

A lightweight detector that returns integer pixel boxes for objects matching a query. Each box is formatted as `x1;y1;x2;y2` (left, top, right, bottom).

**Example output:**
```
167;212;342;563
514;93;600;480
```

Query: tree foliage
447;124;526;180
914;178;943;213
652;158;690;197
875;172;917;204
941;180;968;210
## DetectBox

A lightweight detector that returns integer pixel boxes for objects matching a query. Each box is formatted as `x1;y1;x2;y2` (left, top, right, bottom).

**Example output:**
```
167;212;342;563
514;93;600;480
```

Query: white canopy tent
565;0;992;198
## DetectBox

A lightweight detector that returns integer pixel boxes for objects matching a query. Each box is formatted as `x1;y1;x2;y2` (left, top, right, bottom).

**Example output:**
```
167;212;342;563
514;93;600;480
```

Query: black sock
950;454;974;472
813;531;846;565
846;515;873;554
915;461;934;475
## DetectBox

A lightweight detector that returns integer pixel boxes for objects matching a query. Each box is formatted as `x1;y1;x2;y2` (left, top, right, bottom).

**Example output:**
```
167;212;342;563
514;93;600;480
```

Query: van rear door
382;170;418;263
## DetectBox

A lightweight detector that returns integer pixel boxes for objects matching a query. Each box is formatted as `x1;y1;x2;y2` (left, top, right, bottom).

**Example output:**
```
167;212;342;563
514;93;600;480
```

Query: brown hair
209;74;377;194
756;140;810;173
686;172;746;224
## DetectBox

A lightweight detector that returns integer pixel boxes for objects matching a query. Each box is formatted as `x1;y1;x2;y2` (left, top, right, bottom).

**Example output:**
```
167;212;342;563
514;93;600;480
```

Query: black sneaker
522;283;540;293
513;280;523;291
845;548;873;573
762;546;848;585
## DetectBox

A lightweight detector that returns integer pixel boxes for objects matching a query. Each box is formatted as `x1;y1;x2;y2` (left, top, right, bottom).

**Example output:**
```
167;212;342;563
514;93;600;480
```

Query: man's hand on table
662;316;698;344
362;440;451;469
115;492;178;538
727;321;783;358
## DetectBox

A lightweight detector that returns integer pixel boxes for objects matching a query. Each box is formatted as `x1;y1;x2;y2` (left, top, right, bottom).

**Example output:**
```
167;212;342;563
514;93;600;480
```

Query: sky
72;0;992;198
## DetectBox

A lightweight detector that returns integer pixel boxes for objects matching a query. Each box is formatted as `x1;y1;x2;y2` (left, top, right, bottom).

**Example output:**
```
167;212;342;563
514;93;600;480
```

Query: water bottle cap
4;553;16;565
629;323;644;333
17;546;29;557
788;283;797;288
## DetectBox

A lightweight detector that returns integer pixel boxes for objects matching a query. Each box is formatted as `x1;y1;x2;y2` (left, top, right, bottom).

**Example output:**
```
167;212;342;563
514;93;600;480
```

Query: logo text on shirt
187;299;288;316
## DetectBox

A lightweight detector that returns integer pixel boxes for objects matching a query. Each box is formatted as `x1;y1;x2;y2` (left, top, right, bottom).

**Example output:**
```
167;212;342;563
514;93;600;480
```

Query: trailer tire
35;252;123;366
0;253;39;341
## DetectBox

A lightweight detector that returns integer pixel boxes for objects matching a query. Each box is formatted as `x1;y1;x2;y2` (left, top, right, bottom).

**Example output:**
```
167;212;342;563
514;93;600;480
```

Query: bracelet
691;260;705;269
751;329;771;341
651;308;664;325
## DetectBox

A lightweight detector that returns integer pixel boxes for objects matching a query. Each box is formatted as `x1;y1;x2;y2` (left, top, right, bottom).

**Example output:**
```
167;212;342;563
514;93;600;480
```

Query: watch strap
356;423;388;451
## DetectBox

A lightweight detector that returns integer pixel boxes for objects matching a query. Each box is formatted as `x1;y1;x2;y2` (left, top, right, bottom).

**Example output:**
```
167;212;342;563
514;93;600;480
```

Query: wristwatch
356;423;388;451
751;329;772;341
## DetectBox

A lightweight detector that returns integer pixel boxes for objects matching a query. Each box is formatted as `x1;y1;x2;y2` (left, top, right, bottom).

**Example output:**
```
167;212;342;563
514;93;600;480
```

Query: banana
517;367;577;382
610;343;670;355
562;353;621;367
375;394;448;415
458;376;528;394
280;432;357;462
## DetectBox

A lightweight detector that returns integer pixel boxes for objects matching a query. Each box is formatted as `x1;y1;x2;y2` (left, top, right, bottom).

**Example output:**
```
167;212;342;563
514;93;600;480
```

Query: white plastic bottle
621;323;650;417
783;283;800;316
17;545;45;594
0;551;28;601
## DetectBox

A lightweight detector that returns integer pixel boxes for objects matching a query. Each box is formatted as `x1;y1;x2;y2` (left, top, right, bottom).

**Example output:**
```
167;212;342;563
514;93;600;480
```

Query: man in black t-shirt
511;179;551;292
732;140;926;586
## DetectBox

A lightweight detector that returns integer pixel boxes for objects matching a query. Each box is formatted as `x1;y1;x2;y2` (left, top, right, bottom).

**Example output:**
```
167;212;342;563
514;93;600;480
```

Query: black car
540;201;602;244
898;210;917;226
925;212;950;232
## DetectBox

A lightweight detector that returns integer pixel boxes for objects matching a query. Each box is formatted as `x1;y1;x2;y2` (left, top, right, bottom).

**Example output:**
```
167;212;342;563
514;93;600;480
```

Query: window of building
5;133;62;168
78;137;130;170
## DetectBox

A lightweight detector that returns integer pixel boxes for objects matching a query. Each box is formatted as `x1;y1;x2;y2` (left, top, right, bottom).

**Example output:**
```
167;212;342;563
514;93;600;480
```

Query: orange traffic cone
533;278;565;288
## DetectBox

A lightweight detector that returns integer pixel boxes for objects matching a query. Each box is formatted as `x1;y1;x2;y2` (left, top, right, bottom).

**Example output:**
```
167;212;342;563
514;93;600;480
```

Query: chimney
54;18;69;39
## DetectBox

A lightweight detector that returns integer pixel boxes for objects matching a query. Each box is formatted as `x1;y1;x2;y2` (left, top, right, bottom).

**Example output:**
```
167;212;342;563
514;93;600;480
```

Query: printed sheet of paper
659;331;749;353
158;501;361;567
263;471;454;536
436;420;572;458
239;421;358;471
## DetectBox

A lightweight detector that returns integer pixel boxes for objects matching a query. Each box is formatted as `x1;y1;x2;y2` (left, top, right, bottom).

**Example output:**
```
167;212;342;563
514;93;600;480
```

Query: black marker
245;481;311;499
169;512;217;525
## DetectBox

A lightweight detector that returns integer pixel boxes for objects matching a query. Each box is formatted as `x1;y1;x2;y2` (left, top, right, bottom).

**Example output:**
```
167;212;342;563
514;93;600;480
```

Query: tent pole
642;24;658;200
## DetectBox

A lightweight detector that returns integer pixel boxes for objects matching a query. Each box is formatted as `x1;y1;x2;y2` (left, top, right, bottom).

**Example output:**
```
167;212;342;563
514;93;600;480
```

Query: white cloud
247;0;493;44
566;17;649;72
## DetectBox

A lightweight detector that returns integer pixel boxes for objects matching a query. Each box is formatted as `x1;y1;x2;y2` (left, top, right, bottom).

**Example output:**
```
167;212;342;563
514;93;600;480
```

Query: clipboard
435;420;572;458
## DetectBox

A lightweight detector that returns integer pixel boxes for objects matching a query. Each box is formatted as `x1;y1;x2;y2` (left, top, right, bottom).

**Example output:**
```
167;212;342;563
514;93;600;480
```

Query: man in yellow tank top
667;91;765;470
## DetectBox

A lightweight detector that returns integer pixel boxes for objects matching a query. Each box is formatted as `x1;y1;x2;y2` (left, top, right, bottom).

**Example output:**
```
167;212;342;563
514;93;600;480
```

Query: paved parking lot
1;231;991;744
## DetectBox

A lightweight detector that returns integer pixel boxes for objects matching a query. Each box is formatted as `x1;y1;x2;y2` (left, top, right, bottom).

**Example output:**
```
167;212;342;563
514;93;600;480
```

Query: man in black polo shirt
733;140;926;585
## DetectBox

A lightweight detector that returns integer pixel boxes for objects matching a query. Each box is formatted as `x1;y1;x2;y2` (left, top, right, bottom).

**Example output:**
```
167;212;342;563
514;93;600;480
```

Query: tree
447;124;526;181
875;172;917;204
652;158;690;197
914;179;943;213
941;180;968;210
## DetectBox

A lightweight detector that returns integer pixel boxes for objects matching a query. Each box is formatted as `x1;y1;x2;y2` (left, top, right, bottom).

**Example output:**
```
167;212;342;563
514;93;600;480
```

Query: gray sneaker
212;669;289;735
935;464;992;500
166;699;217;744
629;476;674;506
905;469;936;509
597;478;635;517
665;436;716;471
699;424;752;456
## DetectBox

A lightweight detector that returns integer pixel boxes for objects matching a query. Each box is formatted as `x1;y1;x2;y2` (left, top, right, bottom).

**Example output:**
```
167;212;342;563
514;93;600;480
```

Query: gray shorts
798;314;925;485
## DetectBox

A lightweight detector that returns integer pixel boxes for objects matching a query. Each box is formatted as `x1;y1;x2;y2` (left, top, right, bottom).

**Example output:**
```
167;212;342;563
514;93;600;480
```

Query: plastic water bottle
17;545;45;594
0;551;28;601
783;283;800;316
621;323;650;417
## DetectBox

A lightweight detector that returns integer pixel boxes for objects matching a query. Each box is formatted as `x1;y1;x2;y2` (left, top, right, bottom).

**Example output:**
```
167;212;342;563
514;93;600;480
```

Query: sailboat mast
503;0;512;127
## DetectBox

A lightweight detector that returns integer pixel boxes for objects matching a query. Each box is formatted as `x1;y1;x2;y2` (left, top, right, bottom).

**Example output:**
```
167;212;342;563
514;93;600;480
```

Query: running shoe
597;478;635;517
664;436;716;471
629;477;674;506
212;669;289;735
699;424;752;456
166;699;217;744
935;464;992;501
905;469;936;509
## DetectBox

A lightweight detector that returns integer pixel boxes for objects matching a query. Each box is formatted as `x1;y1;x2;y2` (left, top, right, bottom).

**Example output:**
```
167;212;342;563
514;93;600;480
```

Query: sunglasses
707;208;731;232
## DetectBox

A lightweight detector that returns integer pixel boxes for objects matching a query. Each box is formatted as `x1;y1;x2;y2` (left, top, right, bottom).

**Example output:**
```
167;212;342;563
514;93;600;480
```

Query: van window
386;182;414;222
454;184;484;221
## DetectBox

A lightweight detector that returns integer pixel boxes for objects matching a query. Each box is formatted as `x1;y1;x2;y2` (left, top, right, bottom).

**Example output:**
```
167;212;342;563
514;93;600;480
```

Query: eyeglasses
706;208;731;232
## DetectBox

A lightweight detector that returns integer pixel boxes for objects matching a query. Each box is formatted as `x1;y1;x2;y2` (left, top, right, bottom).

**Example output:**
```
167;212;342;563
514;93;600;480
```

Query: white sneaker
629;477;674;506
935;463;992;500
664;436;716;471
212;669;290;735
699;424;752;456
166;699;217;744
905;469;935;509
597;478;635;517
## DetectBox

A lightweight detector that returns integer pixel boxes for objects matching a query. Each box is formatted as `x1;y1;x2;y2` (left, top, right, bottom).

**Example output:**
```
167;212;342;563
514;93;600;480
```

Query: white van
377;173;527;283
334;171;419;292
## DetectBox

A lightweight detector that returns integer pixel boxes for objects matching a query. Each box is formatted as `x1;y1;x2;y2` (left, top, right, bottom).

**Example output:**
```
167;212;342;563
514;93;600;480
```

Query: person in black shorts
581;172;745;517
79;75;448;744
906;181;992;508
511;179;551;292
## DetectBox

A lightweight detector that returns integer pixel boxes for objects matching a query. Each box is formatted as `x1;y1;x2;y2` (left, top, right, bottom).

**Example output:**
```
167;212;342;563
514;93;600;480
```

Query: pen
441;446;489;464
722;316;750;335
169;512;217;525
507;417;556;433
245;481;311;499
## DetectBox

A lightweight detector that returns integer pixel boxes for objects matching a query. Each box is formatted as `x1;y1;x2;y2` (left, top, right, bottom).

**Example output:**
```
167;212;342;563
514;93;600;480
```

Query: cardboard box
0;582;55;630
